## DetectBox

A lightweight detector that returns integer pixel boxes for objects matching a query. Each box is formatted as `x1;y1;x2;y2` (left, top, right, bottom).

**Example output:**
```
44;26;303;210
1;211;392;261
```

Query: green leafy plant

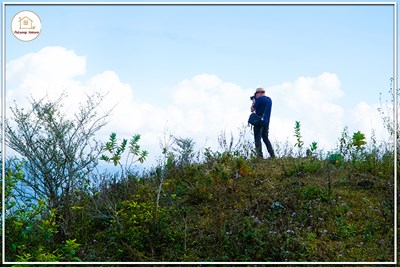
101;132;126;167
326;153;344;167
308;141;318;158
351;131;366;151
61;239;82;261
5;158;61;262
100;132;148;178
294;121;304;156
351;131;367;161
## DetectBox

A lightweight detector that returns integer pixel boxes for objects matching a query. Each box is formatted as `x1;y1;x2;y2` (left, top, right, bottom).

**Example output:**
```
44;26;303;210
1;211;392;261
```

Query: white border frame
1;1;397;265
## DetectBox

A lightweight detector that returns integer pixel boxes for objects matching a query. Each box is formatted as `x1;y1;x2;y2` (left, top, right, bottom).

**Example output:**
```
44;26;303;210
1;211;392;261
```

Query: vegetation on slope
2;88;397;263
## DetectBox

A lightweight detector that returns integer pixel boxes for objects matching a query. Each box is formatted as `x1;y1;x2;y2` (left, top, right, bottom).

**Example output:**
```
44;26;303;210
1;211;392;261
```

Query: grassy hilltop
5;134;395;263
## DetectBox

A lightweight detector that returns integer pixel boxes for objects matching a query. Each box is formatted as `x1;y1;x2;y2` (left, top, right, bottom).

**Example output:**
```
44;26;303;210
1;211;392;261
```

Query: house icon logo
11;10;41;41
19;16;35;29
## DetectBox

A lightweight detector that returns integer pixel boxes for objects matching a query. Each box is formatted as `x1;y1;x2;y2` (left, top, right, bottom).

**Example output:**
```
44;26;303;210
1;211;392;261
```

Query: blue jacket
253;96;272;126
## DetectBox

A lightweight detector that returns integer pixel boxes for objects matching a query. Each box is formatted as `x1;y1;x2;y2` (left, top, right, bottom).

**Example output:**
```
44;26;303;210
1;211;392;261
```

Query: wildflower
269;230;277;235
318;217;324;221
286;229;294;233
291;212;297;217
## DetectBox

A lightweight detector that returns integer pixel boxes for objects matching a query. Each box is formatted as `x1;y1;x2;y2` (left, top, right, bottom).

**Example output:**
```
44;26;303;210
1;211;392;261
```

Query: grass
5;149;395;263
128;154;395;262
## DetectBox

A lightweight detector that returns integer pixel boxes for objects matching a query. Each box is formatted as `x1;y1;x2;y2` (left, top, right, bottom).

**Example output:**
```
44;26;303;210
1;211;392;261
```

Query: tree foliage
5;93;110;238
4;158;82;262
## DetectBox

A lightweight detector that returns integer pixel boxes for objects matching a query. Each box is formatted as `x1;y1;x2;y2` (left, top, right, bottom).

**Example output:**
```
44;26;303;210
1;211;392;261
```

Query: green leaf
100;155;110;162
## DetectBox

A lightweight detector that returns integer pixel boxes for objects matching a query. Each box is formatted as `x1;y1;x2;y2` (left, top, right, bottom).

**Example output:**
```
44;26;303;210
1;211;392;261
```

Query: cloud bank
5;47;389;166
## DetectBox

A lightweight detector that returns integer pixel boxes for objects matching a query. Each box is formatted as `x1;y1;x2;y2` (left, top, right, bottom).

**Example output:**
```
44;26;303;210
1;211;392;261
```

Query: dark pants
254;124;275;158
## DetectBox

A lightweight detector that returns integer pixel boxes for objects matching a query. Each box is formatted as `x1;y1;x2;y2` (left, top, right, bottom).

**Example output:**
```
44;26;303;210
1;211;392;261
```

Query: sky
3;1;396;168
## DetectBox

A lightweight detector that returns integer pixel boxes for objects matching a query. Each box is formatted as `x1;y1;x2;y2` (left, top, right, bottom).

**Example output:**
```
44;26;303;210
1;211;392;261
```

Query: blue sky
3;1;396;167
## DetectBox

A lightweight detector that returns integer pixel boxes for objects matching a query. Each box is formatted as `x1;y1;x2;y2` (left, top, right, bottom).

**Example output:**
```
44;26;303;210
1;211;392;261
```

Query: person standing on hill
251;87;275;159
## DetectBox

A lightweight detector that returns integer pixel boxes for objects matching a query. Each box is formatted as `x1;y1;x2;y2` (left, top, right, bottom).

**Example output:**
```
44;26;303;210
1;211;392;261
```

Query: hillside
6;149;394;263
98;154;393;262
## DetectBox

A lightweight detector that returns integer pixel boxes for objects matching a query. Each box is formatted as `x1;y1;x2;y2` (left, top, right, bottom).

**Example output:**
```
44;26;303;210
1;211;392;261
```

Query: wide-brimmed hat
255;87;265;93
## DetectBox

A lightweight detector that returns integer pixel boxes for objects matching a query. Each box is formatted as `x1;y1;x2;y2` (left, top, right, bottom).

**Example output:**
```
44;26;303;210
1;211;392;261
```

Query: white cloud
84;70;137;134
170;73;251;135
5;47;389;167
7;47;85;100
6;46;86;114
268;72;346;150
349;101;389;143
